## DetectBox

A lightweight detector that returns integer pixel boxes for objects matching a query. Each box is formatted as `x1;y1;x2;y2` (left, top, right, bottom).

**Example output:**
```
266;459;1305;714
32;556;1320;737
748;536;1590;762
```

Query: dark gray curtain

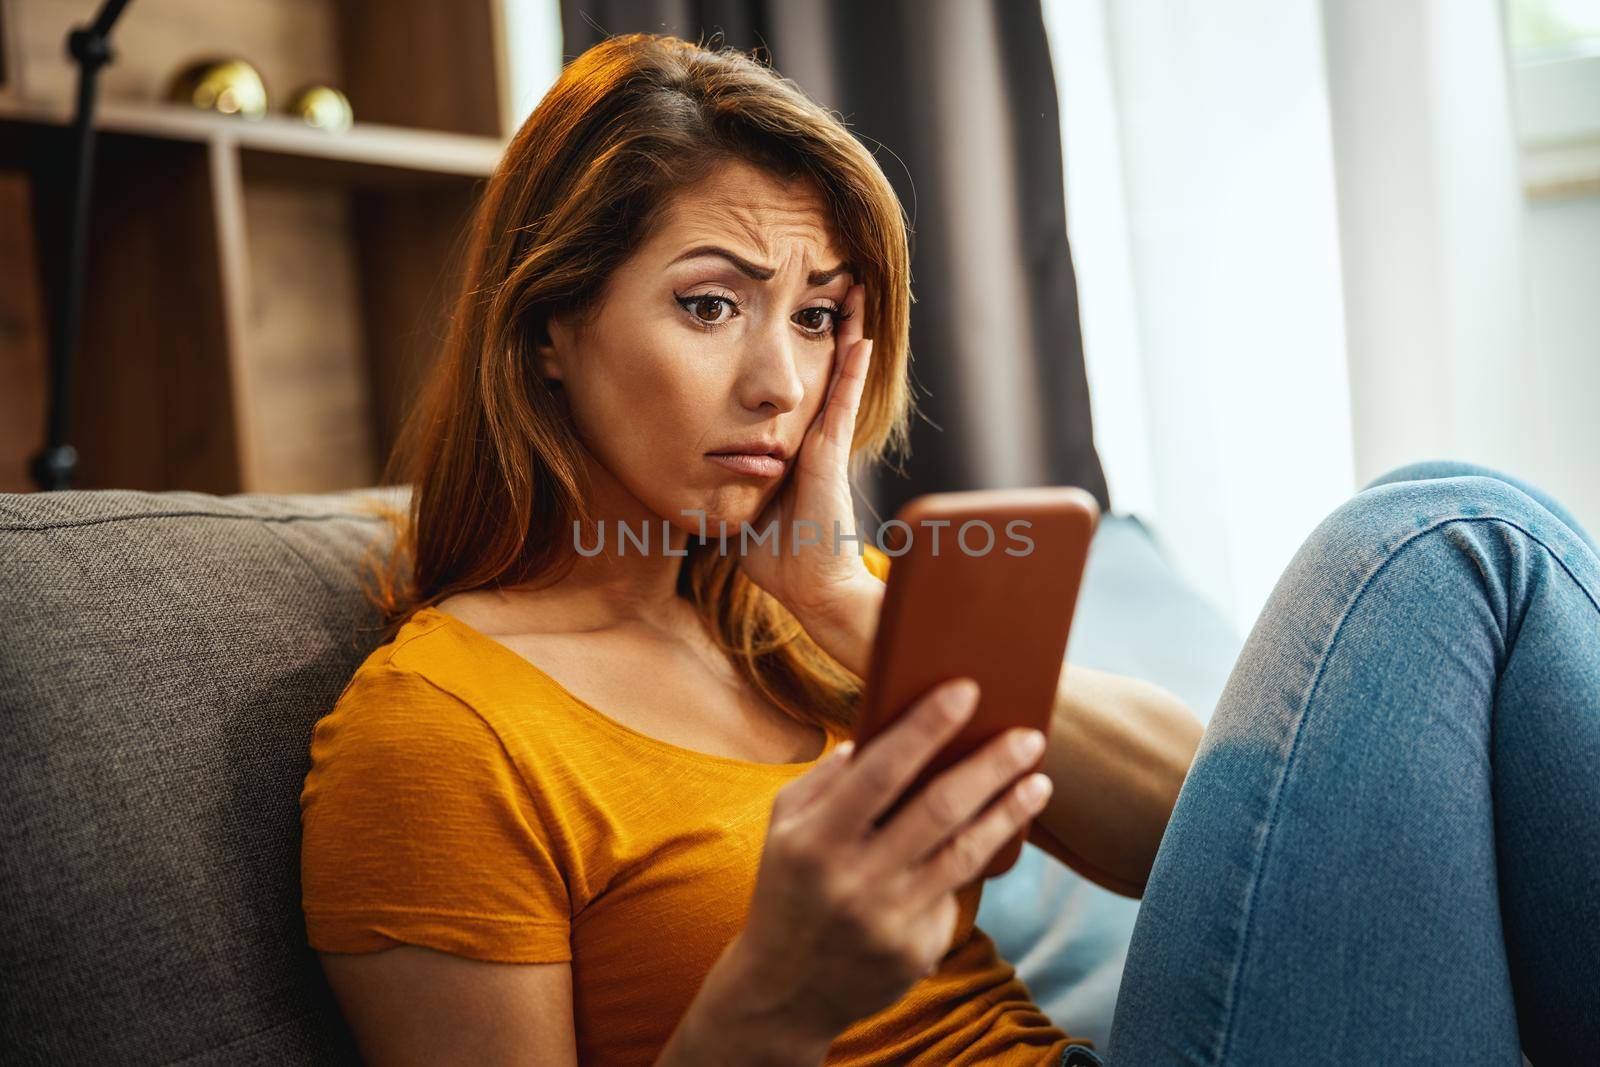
559;0;1113;527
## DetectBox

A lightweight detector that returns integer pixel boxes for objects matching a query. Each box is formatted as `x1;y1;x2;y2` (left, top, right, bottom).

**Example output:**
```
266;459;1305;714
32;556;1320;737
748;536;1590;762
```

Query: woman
298;33;1599;1066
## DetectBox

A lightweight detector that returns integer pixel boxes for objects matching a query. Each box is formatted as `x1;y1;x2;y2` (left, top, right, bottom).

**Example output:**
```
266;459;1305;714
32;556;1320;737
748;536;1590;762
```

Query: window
1508;0;1600;56
1505;0;1600;196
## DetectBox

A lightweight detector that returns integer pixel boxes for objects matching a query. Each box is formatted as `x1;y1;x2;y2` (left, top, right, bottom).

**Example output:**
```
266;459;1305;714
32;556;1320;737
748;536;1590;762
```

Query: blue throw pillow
975;513;1242;1048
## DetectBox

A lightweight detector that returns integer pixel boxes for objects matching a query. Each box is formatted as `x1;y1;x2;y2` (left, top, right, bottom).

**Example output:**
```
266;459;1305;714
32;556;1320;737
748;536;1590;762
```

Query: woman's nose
737;326;807;414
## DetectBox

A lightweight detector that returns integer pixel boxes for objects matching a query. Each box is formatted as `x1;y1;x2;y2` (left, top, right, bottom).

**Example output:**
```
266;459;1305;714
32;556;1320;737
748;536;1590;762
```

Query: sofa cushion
0;487;405;1064
0;487;1238;1062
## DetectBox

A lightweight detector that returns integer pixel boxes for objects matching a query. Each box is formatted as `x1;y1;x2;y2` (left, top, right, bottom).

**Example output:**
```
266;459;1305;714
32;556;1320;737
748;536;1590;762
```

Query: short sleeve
299;664;573;963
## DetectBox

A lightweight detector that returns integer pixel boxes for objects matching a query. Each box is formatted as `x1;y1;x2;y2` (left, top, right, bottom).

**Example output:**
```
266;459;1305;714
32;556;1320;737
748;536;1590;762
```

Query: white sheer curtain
1040;0;1600;639
1042;0;1356;637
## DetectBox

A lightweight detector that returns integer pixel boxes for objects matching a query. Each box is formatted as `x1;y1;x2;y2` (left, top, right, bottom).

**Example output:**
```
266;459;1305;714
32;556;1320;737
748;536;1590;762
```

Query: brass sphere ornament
166;58;268;119
288;85;354;133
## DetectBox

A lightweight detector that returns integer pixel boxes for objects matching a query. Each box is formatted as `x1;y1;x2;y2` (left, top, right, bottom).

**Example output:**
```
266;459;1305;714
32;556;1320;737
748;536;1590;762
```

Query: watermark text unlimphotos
571;510;1037;558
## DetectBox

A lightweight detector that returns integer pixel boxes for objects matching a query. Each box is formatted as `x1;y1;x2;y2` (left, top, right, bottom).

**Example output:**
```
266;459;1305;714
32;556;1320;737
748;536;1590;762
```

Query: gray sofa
0;486;1241;1063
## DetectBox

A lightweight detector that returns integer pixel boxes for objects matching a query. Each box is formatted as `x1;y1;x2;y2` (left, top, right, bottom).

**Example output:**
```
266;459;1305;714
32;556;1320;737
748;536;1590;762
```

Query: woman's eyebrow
669;244;851;286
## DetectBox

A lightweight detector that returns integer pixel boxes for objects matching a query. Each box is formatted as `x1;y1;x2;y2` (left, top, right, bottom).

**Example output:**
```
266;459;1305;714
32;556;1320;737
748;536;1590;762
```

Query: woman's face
538;158;855;534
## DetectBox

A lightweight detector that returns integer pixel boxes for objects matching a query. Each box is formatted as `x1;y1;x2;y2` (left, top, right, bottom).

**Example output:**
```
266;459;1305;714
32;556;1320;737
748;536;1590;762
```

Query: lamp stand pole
28;0;134;491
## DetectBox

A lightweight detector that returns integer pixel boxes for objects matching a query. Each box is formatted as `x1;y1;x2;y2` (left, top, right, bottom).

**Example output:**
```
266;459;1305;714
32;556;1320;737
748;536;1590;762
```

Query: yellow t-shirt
299;544;1085;1064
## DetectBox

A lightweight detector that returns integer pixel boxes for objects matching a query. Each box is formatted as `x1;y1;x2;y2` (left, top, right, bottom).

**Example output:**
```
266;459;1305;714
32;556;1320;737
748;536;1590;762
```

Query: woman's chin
696;510;766;539
662;511;761;550
670;495;769;540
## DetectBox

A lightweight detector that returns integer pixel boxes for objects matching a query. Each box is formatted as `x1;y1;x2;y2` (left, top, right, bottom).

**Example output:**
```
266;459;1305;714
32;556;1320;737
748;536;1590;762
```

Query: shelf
0;0;508;493
0;98;505;181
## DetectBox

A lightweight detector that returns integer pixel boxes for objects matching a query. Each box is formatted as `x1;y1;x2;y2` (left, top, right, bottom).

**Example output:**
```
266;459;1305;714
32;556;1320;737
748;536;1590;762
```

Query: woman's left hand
736;282;880;646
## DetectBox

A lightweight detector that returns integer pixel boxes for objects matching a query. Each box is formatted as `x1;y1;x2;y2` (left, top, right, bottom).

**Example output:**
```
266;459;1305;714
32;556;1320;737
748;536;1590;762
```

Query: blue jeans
1089;460;1600;1066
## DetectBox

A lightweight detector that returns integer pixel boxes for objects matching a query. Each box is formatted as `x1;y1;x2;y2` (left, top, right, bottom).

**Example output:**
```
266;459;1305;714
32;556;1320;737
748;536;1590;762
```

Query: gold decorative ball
288;85;354;133
166;58;268;119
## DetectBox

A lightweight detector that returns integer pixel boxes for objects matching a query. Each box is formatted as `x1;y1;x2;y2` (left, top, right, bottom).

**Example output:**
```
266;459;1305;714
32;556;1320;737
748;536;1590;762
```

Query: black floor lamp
28;0;133;492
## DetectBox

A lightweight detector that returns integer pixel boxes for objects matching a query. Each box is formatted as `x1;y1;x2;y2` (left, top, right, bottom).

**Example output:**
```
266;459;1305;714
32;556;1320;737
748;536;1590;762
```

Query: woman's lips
706;452;786;477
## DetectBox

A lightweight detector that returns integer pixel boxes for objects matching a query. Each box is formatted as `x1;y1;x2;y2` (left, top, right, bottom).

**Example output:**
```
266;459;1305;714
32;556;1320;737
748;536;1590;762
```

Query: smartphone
852;485;1099;880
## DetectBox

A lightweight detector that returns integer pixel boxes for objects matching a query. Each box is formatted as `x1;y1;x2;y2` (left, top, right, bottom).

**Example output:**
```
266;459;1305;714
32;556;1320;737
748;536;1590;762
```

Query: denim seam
1211;512;1598;1065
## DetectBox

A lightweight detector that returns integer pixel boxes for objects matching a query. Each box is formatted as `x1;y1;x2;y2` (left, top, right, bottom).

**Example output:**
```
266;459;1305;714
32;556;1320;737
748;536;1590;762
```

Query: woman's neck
501;454;696;634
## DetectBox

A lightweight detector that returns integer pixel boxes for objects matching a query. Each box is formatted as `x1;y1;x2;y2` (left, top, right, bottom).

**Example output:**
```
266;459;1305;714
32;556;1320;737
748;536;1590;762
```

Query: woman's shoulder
304;620;573;836
310;657;501;786
321;616;459;723
317;604;605;780
344;602;555;716
309;612;528;778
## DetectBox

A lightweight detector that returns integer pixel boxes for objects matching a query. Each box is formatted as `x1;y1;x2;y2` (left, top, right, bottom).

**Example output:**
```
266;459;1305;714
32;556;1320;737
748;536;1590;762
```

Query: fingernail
1015;729;1046;759
1021;773;1052;805
943;678;980;720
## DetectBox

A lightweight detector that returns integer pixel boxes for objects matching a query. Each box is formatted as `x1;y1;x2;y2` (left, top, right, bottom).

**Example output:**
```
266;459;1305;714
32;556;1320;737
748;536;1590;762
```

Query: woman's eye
795;306;841;336
676;294;840;336
679;294;736;328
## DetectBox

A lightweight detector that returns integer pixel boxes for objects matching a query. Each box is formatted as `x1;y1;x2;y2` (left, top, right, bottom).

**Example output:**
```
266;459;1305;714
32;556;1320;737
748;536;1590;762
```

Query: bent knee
1360;458;1528;495
1359;460;1598;562
1308;472;1550;577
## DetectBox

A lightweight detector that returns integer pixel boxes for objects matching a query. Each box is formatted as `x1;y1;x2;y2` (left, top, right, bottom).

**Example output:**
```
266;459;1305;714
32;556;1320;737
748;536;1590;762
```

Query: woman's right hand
734;677;1054;1043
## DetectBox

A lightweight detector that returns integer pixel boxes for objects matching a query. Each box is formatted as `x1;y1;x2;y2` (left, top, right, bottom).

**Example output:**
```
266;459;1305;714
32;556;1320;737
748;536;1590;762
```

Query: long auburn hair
358;32;916;735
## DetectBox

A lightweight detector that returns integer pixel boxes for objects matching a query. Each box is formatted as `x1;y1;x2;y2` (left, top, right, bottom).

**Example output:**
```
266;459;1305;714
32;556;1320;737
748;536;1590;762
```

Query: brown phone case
853;486;1100;880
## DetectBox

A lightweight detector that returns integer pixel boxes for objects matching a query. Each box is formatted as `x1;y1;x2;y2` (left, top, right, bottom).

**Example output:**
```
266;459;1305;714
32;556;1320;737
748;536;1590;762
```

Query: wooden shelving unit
0;0;515;493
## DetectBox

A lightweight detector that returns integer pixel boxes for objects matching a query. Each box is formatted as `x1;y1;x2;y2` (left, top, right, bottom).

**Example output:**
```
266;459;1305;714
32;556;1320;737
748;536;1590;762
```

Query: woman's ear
533;314;567;383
